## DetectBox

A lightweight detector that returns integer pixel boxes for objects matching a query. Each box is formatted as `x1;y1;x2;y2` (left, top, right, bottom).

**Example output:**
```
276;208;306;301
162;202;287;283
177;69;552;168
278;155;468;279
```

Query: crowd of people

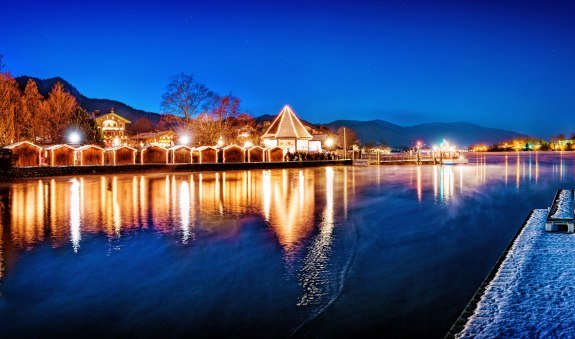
284;151;340;162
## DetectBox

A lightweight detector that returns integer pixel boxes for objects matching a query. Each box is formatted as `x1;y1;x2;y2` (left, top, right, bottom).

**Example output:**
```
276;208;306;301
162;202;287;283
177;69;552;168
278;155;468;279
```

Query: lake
0;152;573;337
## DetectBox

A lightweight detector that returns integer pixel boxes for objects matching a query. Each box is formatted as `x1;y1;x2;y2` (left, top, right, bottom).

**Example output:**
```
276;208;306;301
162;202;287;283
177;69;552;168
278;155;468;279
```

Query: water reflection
2;154;575;336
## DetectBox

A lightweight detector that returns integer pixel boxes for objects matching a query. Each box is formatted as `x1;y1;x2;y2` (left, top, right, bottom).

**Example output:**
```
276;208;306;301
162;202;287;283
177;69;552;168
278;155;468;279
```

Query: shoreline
445;209;535;338
0;160;352;181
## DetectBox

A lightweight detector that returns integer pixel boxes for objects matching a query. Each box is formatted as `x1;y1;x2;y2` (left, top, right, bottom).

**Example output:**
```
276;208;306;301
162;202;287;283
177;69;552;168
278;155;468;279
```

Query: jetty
545;189;575;232
449;189;575;338
359;153;468;165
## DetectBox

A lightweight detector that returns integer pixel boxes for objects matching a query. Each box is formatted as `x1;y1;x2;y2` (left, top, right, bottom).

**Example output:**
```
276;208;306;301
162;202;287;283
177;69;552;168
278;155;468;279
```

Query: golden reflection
3;168;349;256
516;153;521;189
70;178;81;253
416;166;422;202
504;153;509;185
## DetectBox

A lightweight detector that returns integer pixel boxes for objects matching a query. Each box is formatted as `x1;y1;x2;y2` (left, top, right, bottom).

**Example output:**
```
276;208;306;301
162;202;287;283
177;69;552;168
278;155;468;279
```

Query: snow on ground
551;190;573;219
457;209;575;338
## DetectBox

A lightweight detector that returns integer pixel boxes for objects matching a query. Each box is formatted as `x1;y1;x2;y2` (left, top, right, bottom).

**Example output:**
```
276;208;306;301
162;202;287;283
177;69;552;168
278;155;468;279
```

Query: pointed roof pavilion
262;105;313;141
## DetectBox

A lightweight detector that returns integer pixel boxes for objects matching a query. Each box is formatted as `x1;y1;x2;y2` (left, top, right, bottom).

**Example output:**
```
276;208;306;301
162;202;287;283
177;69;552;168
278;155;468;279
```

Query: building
261;105;313;152
130;130;177;148
93;109;131;147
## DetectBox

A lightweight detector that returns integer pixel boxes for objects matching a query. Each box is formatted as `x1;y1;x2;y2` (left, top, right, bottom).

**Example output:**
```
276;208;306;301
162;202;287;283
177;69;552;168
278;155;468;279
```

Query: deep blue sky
2;0;575;137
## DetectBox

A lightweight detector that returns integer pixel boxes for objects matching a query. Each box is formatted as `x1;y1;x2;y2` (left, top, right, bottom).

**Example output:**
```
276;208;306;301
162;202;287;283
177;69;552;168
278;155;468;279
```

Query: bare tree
41;82;78;143
336;126;359;149
193;95;242;146
161;73;215;132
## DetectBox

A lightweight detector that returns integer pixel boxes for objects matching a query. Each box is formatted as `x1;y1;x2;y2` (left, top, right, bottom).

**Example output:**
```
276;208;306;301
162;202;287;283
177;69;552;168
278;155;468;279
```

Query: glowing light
325;138;334;148
217;136;224;147
179;135;190;145
244;141;253;148
70;178;81;253
113;137;120;147
68;131;81;144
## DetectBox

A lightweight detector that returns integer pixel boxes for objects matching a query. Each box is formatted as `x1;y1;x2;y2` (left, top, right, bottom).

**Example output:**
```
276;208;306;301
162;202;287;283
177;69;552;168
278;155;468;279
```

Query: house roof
75;144;105;152
262;105;313;141
222;144;245;150
130;130;176;140
311;134;328;142
93;109;131;124
142;144;168;151
168;145;193;151
43;144;76;151
3;140;42;150
105;146;137;151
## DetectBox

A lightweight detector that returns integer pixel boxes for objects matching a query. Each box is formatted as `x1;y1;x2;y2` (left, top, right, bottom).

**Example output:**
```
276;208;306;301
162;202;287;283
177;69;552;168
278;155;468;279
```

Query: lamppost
179;135;190;145
68;131;81;145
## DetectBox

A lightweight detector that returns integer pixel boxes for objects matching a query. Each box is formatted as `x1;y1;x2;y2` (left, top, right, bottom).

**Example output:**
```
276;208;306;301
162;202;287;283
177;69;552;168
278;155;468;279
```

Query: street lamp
217;136;224;147
325;137;334;150
68;131;81;145
179;135;190;145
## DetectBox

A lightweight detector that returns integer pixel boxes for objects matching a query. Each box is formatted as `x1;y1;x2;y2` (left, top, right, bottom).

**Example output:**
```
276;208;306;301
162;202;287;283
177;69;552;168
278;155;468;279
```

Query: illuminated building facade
130;130;177;148
93;109;131;147
262;105;313;152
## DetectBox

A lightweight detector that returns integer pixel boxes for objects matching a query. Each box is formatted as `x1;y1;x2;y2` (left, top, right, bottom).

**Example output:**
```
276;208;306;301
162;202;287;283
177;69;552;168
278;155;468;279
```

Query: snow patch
551;190;573;219
457;209;575;338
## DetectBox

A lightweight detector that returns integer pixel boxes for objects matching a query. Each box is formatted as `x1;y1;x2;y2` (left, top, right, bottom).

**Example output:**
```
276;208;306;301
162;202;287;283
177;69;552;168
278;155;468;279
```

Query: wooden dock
545;189;575;232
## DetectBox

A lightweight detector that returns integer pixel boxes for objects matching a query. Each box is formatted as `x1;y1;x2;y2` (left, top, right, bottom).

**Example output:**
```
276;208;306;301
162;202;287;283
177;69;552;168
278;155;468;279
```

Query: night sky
2;0;575;137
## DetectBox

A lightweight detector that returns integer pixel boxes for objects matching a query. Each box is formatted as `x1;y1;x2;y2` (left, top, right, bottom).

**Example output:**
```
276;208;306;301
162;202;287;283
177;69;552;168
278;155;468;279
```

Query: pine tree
69;107;103;145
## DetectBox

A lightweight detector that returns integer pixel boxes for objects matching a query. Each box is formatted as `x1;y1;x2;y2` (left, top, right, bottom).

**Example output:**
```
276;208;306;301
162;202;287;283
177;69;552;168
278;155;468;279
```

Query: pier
358;153;467;165
545;189;575;233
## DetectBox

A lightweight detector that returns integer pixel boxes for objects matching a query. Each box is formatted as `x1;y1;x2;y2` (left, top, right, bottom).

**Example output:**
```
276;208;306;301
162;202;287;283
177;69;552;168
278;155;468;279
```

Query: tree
0;72;20;146
161;73;215;132
336;126;359;149
20;79;43;142
132;117;155;133
40;82;78;143
193;95;242;146
69;107;103;145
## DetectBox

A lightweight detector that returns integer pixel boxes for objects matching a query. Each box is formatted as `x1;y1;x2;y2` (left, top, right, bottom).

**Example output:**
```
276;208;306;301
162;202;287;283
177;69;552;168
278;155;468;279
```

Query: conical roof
262;105;312;140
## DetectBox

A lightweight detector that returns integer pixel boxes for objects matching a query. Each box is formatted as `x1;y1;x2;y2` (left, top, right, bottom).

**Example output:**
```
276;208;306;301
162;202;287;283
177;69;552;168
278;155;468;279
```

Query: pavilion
261;105;313;152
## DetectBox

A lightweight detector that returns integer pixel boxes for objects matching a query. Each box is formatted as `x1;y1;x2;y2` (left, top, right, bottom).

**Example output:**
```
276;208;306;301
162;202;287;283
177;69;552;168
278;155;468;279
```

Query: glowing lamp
244;141;253;148
68;131;81;145
217;136;224;147
179;135;190;145
325;138;334;148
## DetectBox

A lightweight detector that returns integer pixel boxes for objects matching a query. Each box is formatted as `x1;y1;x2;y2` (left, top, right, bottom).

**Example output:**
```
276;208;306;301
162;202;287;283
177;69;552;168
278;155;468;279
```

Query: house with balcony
93;109;131;147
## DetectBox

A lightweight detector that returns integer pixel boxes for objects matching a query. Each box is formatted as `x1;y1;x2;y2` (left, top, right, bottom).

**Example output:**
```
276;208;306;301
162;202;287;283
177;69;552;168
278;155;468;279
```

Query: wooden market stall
44;144;76;166
75;145;105;166
221;144;245;163
266;146;284;162
194;146;218;164
139;145;168;164
246;146;264;163
106;146;137;165
3;141;42;167
169;145;193;164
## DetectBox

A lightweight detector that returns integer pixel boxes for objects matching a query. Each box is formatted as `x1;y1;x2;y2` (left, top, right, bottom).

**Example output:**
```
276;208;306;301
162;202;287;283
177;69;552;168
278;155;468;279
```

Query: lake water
0;152;573;337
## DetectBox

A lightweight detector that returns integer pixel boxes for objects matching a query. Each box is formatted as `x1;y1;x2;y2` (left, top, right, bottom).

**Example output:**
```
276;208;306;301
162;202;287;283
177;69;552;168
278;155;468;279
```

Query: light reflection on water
1;152;575;337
